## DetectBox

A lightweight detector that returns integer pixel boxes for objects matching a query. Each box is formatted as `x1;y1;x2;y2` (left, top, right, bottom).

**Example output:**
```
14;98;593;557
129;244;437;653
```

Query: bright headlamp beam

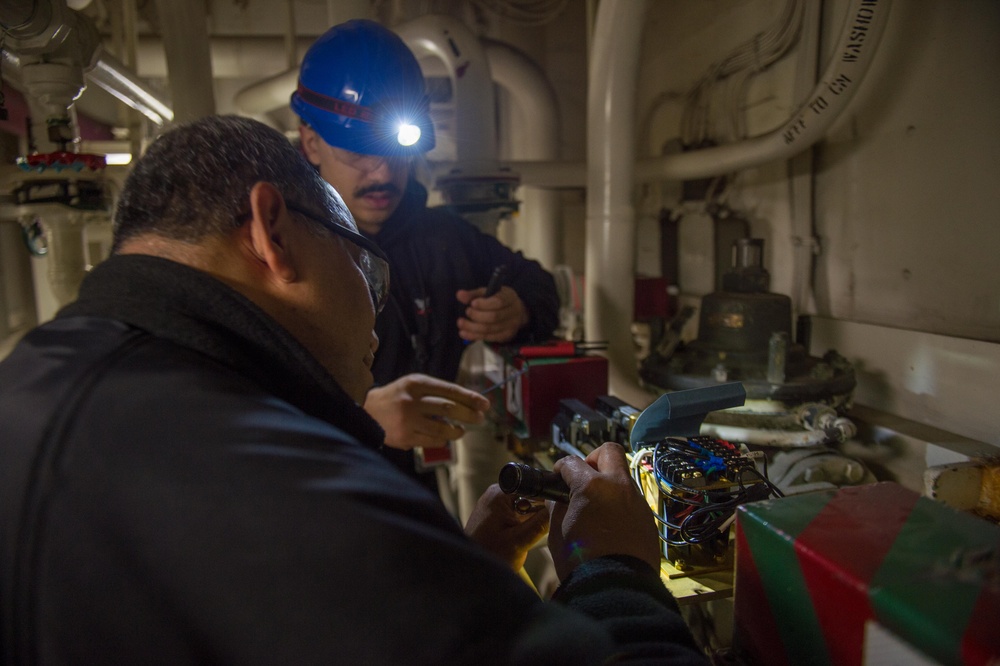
397;123;421;147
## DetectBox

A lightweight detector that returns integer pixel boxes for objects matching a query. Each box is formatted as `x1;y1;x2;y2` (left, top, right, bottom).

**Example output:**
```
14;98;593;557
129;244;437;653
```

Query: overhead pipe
484;40;560;269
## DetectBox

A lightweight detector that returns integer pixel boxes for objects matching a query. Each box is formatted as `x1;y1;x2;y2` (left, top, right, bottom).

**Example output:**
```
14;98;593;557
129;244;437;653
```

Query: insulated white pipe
585;0;649;406
394;14;497;166
485;40;560;269
634;0;892;182
153;0;215;123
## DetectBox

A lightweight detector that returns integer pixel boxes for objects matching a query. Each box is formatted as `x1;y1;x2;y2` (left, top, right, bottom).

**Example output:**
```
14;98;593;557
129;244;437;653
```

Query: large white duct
484;40;560;269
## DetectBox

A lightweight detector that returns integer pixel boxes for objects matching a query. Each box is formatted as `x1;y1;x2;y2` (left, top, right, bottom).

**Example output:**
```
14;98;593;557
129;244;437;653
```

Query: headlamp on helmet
290;19;436;157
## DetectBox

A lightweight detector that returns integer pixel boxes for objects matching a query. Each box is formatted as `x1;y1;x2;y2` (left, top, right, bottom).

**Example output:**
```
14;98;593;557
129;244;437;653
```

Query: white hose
635;0;892;182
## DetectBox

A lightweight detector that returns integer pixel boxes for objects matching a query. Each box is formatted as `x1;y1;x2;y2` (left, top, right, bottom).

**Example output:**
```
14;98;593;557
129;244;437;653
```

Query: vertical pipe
585;0;649;405
788;0;822;318
153;0;215;123
485;41;560;269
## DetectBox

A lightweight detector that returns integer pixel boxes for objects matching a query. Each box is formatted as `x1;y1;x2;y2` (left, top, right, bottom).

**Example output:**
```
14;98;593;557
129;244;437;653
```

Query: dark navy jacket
369;180;559;384
0;255;706;665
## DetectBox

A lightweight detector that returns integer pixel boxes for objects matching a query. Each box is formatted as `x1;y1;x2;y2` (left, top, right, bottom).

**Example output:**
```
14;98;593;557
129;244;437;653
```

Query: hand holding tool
483;264;508;298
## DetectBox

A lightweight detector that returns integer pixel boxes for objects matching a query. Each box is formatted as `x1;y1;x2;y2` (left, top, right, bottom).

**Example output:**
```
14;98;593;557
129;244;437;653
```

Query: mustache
355;183;401;198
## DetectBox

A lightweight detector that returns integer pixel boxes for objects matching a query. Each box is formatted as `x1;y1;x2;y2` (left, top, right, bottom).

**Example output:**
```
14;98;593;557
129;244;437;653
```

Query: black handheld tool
483;264;508;297
498;462;571;503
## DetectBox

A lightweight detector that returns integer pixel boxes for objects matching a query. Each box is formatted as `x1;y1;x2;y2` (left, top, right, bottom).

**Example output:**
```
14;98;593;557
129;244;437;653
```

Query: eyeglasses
331;147;412;174
285;202;390;314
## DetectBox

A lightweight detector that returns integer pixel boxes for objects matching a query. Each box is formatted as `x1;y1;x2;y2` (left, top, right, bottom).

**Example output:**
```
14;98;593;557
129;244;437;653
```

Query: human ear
247;181;297;283
299;125;323;167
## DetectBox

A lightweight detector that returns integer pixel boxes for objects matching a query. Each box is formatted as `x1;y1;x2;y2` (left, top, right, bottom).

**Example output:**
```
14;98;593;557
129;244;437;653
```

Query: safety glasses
285;202;390;314
330;147;412;174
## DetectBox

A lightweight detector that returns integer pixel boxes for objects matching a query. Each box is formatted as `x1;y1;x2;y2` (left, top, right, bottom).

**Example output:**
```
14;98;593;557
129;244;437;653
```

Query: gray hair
112;115;349;251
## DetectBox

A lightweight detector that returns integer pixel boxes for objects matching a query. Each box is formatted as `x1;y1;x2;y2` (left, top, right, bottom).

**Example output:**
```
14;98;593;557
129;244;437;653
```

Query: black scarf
58;254;385;449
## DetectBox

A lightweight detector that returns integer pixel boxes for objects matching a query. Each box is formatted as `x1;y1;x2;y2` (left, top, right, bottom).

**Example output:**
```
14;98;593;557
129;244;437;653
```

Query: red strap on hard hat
295;84;375;122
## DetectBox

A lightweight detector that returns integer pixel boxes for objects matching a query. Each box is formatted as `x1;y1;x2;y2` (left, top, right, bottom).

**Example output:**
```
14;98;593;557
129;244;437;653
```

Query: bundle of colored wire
629;437;783;550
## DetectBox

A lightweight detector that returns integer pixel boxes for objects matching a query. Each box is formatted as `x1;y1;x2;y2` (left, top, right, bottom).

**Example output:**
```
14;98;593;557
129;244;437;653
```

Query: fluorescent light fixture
86;51;174;125
104;153;132;166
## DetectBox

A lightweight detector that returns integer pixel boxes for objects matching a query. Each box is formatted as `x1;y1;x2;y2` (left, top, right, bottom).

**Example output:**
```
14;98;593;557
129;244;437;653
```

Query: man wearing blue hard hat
291;19;560;493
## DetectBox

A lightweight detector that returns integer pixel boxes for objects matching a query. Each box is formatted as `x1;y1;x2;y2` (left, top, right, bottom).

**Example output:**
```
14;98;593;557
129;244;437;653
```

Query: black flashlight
498;462;571;503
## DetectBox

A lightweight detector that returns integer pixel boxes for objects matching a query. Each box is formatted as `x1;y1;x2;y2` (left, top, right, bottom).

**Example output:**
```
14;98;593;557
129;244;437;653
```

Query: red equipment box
734;482;1000;666
501;353;608;440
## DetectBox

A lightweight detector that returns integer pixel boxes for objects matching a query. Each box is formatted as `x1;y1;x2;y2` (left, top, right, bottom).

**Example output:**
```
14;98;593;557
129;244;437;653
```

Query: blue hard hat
291;19;435;157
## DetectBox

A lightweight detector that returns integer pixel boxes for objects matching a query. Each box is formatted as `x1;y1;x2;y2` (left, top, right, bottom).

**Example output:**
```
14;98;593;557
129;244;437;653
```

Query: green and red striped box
734;482;1000;665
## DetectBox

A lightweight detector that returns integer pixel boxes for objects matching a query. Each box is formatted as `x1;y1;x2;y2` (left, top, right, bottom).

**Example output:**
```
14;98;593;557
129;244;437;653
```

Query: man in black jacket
0;115;706;664
293;20;560;492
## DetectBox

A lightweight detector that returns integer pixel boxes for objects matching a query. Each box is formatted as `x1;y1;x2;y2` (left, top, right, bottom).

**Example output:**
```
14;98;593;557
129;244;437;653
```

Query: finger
455;288;486;305
457;317;489;338
589;441;630;475
404;373;465;397
457;320;518;344
462;306;503;325
419;397;485;426
414;417;465;443
513;505;550;540
458;310;518;334
470;291;507;311
415;383;490;412
466;290;517;316
553;454;597;490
